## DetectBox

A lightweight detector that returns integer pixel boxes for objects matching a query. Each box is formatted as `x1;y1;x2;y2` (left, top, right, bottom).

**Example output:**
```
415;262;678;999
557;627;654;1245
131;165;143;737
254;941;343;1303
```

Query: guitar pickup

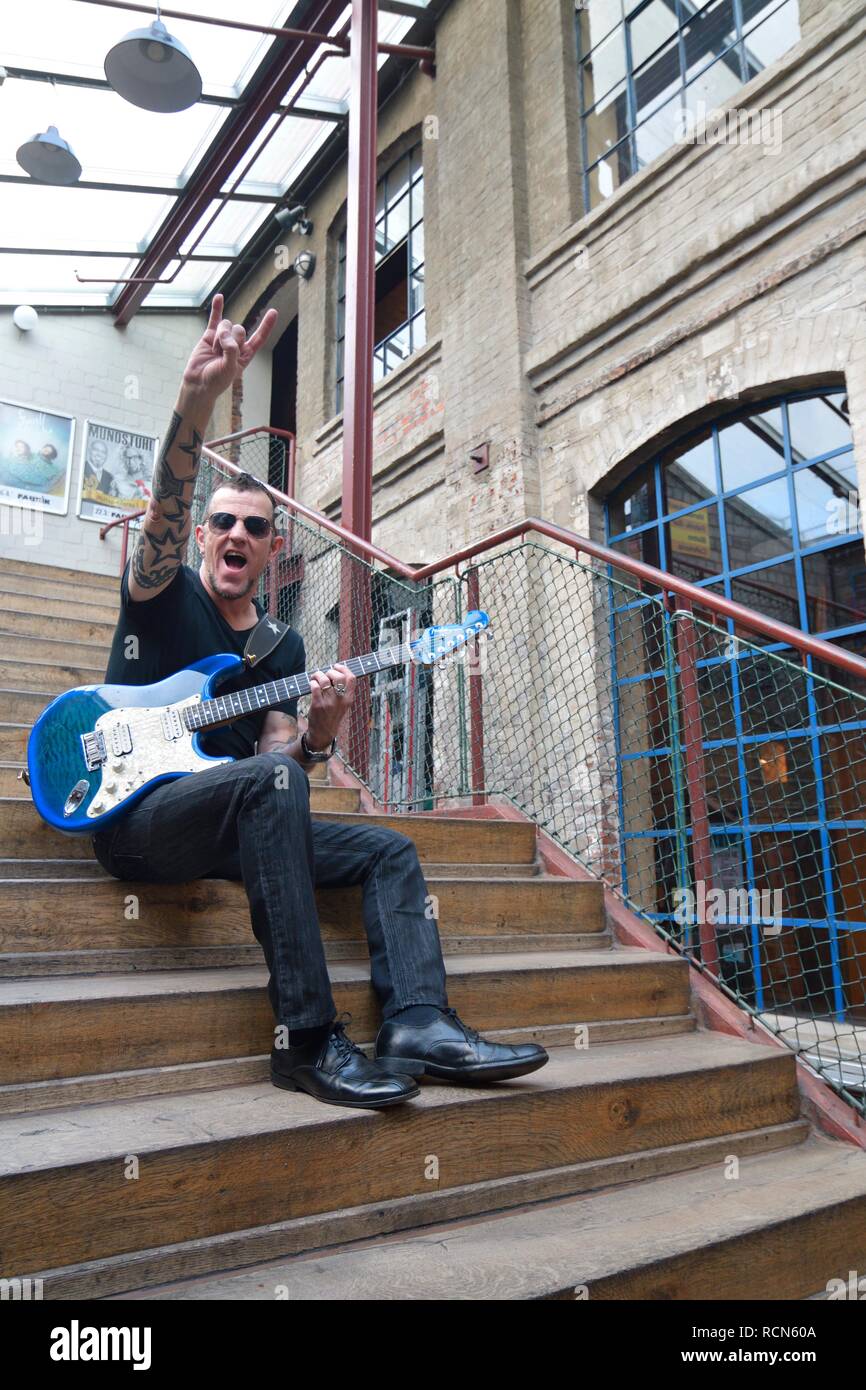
81;730;107;771
160;707;185;741
109;722;134;757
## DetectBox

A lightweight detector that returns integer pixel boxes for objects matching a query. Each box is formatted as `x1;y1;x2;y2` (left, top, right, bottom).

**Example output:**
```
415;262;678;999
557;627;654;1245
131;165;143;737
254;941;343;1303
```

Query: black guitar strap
243;612;292;669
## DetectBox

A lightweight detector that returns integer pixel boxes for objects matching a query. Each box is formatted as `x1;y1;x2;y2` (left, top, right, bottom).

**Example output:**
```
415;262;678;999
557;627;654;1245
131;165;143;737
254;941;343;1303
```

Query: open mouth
223;550;247;571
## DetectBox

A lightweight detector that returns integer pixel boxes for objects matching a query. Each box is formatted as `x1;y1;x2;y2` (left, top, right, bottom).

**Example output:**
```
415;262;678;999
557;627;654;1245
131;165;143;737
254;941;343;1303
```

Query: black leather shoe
271;1019;419;1108
374;1007;549;1083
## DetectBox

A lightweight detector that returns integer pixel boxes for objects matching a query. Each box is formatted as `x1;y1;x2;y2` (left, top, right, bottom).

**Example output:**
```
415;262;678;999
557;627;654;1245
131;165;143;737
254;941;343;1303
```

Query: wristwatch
300;730;336;763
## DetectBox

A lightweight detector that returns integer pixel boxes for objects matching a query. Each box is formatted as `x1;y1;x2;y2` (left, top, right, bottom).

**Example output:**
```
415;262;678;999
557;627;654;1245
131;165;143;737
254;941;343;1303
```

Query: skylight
1;1;430;309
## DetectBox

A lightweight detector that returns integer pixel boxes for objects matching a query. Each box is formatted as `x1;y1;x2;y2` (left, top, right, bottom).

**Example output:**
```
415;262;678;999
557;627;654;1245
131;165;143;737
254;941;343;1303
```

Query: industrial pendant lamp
16;125;82;185
104;8;202;112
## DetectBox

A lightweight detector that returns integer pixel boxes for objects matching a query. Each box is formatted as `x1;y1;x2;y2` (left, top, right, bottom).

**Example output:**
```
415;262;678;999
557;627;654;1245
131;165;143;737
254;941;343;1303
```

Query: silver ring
335;683;347;696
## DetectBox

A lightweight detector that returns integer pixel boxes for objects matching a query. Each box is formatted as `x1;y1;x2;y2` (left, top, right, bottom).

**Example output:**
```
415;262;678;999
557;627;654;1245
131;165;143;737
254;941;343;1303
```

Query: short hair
205;470;276;521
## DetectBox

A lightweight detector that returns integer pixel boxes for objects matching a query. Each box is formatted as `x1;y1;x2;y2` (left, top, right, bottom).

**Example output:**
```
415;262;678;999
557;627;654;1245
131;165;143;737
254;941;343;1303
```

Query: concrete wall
0;309;204;577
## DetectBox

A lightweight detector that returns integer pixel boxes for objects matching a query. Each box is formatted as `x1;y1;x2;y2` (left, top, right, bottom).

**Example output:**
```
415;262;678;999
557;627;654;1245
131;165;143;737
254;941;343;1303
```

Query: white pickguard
86;695;232;818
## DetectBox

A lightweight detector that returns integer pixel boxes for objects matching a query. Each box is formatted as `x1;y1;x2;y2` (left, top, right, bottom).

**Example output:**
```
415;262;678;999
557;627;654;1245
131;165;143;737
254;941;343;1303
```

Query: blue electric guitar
27;611;489;833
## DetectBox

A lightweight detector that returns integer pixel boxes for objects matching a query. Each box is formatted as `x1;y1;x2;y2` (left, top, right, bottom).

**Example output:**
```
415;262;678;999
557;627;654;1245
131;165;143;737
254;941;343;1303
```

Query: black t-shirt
103;562;305;760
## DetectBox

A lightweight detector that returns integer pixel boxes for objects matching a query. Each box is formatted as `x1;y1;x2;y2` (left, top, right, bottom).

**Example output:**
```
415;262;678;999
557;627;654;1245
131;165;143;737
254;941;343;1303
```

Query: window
335;142;425;414
576;0;800;210
605;389;866;1020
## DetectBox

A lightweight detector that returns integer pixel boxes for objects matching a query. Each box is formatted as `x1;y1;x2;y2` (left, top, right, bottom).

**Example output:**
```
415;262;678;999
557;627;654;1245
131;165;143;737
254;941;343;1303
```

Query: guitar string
94;634;478;754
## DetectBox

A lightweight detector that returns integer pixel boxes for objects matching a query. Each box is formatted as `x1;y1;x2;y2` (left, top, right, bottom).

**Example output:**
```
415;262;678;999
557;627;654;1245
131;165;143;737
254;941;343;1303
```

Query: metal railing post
675;602;720;978
466;566;485;806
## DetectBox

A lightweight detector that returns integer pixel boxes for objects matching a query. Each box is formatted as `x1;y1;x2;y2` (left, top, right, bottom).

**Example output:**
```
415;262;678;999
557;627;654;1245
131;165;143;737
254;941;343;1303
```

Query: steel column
337;0;378;780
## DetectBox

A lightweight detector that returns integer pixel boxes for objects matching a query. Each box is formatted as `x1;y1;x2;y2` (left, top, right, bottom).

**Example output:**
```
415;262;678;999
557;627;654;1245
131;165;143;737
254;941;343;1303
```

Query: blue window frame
604;388;866;1021
575;0;801;210
335;142;425;415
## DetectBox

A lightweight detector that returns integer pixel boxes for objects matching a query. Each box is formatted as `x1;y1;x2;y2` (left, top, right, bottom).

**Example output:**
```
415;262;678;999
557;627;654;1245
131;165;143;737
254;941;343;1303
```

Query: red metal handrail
98;508;147;572
201;446;866;683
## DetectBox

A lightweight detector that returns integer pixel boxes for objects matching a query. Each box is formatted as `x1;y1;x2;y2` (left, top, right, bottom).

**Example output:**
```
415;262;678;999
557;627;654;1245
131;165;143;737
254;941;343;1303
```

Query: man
91;295;548;1110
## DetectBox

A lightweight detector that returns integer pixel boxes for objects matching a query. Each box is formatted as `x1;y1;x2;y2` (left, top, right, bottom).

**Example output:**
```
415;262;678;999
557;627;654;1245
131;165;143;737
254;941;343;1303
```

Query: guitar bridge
81;729;107;771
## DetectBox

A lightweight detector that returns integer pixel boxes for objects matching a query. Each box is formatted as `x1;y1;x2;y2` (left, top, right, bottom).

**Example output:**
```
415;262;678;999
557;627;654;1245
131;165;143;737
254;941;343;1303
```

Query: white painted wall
0;308;205;577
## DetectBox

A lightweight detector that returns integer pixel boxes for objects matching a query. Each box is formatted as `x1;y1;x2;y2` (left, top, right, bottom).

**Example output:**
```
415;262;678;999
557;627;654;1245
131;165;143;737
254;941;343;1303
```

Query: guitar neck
184;641;414;732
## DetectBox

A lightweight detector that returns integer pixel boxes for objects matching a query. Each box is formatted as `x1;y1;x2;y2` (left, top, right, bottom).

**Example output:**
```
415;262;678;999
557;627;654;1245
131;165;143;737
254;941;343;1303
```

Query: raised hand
182;293;278;400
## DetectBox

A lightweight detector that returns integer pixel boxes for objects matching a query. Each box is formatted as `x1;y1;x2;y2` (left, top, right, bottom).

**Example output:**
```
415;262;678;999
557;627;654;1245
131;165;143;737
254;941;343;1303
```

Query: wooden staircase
2;556;866;1302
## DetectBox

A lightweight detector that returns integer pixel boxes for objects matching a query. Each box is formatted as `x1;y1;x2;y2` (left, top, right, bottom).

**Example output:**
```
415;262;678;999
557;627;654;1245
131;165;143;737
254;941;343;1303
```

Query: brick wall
224;0;866;583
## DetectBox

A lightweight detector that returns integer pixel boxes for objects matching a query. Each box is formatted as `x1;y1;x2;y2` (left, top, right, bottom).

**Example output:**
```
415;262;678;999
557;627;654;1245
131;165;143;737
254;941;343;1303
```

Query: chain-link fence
198;439;866;1116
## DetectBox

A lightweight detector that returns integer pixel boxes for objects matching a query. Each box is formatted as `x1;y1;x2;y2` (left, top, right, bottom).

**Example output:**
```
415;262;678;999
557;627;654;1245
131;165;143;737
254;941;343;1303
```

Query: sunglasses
206;511;274;538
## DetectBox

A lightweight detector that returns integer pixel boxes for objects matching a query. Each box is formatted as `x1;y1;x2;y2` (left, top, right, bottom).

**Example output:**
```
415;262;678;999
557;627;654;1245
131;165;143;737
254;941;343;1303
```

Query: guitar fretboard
183;643;414;731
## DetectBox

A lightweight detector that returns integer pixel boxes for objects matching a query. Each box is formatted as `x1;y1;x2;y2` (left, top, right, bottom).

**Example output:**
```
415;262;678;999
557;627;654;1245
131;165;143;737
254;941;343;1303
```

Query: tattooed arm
129;293;277;602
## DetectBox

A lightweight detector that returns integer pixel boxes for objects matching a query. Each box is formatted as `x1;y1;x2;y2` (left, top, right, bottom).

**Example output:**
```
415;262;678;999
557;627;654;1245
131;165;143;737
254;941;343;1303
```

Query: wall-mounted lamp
275;205;313;236
12;305;39;332
16;126;82;185
105;17;202;112
293;251;316;280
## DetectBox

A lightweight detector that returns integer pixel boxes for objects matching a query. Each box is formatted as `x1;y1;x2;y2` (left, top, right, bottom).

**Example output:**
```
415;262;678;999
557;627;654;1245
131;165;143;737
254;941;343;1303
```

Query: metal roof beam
0;173;283;202
2;65;237;106
0;246;238;261
377;1;431;16
4;67;348;121
111;0;349;325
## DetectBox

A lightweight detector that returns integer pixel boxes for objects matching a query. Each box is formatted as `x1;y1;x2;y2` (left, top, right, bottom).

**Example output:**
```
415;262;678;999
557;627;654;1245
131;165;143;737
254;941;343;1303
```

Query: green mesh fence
198;439;866;1116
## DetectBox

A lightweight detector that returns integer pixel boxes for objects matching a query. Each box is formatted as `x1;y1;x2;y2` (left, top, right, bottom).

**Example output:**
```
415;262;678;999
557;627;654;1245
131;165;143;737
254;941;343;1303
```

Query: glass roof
1;1;431;309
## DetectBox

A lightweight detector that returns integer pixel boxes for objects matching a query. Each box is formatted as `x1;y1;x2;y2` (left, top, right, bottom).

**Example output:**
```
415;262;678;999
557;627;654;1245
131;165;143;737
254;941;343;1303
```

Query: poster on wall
0;398;76;514
78;419;158;525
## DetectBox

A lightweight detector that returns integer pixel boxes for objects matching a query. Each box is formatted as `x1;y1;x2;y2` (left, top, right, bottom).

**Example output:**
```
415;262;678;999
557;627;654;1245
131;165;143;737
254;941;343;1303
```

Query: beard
204;559;258;601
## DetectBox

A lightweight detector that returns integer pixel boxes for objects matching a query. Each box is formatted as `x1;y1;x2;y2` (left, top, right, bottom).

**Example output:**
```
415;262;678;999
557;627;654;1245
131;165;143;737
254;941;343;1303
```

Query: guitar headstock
409;610;490;667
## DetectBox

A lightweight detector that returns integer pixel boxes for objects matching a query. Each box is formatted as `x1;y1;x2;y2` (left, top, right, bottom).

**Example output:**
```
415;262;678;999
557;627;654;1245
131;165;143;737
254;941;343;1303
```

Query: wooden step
0;584;118;623
0;631;110;669
119;1135;866;1302
0;854;532;884
0;800;539;862
1;606;117;646
307;811;538;863
0;949;676;1083
413;860;538;877
0;557;119;589
0;931;613;981
0;1013;695;1115
0;724;30;760
0;690;60;724
0;858;107;880
0;658;104;691
0;764;29;798
29;1117;810;1300
0;873;602;955
0;1035;801;1280
0;764;356;808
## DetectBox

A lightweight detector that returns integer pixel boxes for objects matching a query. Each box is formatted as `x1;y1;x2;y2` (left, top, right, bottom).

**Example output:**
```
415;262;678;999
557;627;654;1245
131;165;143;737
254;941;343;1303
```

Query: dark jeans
91;750;449;1028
